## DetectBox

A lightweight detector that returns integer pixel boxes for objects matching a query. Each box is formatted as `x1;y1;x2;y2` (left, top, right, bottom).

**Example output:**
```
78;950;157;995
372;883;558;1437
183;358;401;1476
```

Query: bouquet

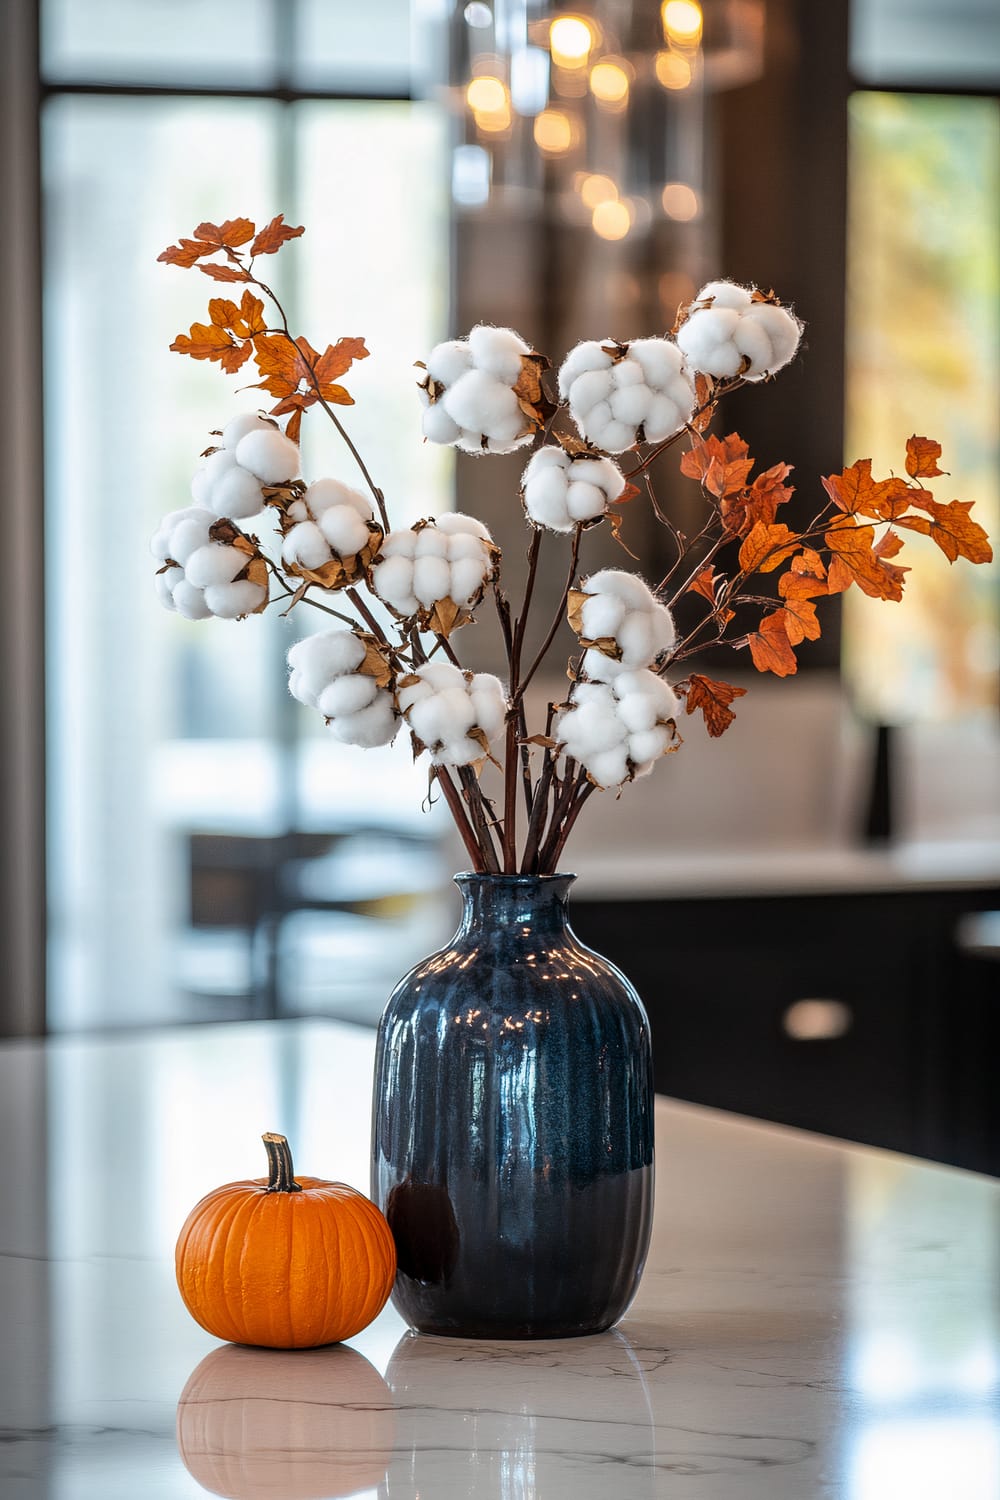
155;215;992;875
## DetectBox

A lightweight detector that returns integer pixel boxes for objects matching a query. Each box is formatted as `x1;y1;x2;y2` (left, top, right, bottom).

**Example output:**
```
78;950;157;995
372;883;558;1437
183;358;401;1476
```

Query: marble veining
2;1018;999;1500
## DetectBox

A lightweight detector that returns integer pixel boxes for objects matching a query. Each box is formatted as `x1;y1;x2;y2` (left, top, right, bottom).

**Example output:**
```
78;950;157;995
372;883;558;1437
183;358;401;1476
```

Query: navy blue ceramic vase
371;873;655;1339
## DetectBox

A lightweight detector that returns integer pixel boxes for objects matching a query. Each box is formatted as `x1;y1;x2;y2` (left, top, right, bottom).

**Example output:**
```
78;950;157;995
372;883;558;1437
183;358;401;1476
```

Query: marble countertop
2;1018;998;1500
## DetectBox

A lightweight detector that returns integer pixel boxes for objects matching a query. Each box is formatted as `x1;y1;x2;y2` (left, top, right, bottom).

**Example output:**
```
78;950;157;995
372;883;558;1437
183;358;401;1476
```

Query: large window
42;4;454;1030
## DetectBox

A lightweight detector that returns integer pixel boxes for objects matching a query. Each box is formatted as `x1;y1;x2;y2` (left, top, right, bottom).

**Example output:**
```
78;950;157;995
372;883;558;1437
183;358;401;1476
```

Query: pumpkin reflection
177;1342;395;1500
380;1327;656;1498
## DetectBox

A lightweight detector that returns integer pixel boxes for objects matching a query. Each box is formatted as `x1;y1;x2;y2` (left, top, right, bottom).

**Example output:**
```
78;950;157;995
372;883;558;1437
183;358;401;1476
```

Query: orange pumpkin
176;1342;395;1500
175;1133;397;1348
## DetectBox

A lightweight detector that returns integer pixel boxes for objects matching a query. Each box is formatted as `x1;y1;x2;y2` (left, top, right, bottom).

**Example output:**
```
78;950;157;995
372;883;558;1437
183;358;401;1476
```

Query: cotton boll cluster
190;414;301;521
398;661;507;767
372;513;499;633
556;672;681;788
418;325;541;455
569;569;675;674
675;281;802;382
520;446;626;533
281;479;382;588
558;338;695;454
287;629;397;748
151;507;267;620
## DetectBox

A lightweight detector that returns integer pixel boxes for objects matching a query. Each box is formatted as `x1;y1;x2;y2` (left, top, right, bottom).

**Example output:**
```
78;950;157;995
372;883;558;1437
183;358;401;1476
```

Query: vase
370;872;655;1339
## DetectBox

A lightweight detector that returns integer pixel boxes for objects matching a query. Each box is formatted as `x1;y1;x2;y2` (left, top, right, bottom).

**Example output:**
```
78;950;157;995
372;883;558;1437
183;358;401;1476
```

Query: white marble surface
2;1019;998;1499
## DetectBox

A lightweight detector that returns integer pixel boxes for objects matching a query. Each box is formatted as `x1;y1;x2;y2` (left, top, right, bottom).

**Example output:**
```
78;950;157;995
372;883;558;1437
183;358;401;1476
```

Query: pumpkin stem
262;1132;303;1193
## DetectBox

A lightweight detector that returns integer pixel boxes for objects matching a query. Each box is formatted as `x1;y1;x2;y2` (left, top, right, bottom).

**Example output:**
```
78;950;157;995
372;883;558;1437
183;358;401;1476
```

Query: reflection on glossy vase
371;873;655;1338
380;1327;657;1498
175;1342;394;1499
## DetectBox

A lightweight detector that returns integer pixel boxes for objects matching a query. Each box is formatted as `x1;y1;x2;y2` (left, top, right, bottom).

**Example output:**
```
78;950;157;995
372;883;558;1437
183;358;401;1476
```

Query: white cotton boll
628;338;682;390
426;339;474;387
580;592;627;642
372;555;419;616
172;579;213;621
183;543;247;590
581;648;625;682
190;465;216;508
222;413;274;451
522;446;565;483
591;416;636;453
562;698;624;756
287;499;308;524
468;674;506;738
628;726;672;768
204;579;265;618
525;464;569;509
585;569;653;608
414;527;451;559
440;370;507;434
318;506;371;558
585;746;631;789
168;514;214;567
283;521;331;572
210;464;266;521
569;367;614;414
731;315;774;375
155;567;182;609
565;481;606;523
412;555;452;609
379;529;418;560
609;383;652;427
613;358;644;388
467;324;530;385
422;402;464;445
616;613;659;666
487;416;534;452
408;688;474;747
616;687;660;735
417;660;465;693
330;695;398;749
438;510;493;542
234;428;300;485
449;555;488;607
675;309;744;379
739;302;802;378
434;737;481;767
446;530;490;562
571;457;622;497
558;341;614;399
644;393;685;443
306;480;374;522
317;673;378;719
287;629;365;689
696;280;752;311
526;485;573;532
455;429;487;454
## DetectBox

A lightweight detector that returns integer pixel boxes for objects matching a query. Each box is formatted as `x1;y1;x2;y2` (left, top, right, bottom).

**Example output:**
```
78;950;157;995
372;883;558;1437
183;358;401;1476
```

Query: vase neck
454;874;575;939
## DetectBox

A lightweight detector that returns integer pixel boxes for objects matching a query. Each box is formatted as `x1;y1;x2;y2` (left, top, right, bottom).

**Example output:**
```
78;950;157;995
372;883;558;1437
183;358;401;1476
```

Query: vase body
371;873;655;1339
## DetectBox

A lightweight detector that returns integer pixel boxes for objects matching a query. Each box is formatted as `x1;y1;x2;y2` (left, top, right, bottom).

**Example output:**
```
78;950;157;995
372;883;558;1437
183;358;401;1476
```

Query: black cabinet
572;884;1000;1175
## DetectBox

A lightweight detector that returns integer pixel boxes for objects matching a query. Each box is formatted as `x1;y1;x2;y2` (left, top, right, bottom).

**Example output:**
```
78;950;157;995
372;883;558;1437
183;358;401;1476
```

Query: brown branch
434;767;487;871
458;766;501;873
544;779;597;872
515;524;583;706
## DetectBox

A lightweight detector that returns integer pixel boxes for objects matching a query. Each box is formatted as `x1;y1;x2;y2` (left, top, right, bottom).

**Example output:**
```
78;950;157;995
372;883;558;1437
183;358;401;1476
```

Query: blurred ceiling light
655;49;692;89
662;0;703;46
592;197;632;239
589;59;631;105
534;107;577;153
549;15;594;68
661;180;700;219
466;75;508;114
579;172;618;208
464;2;493;26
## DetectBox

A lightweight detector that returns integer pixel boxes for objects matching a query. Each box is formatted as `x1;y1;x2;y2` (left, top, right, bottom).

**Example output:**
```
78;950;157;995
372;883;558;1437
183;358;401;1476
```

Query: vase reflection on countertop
175;1342;395;1500
379;1326;658;1500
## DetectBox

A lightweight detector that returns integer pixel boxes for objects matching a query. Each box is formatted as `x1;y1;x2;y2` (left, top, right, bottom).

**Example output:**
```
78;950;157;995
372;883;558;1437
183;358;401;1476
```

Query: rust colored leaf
158;237;210;268
821;459;883;516
680;433;753;498
250;214;305;256
199;262;251;282
684;674;747;737
905;434;945;479
615;480;642;506
251;335;303;397
284;406;303;445
897;500;993;565
748;611;798;676
169;320;252;374
687;565;719;604
739;461;795;530
779;596;821;646
874;529;905;558
824;518;905;601
314;335;370;381
194;218;256;250
738;521;800;575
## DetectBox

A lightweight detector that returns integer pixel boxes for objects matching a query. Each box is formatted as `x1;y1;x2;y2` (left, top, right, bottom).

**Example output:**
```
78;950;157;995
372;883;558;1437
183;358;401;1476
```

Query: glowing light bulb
579;173;618;208
534;108;576;153
592;198;632;240
464;2;493;26
655;50;692;89
661;181;700;220
466;75;508;114
589;61;630;104
662;0;703;45
550;15;593;67
476;103;511;133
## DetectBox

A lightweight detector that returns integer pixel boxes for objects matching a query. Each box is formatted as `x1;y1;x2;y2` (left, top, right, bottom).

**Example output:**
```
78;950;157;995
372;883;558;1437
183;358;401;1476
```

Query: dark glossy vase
371;873;655;1339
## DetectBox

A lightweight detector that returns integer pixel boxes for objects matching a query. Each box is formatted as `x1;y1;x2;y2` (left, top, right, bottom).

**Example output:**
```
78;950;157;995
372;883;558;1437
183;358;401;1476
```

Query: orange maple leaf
169;320;253;375
251;214;305;257
905;434;945;479
824;517;905;601
158;219;256;268
736;461;795;532
747;611;797;677
681;433;753;498
738;521;800;575
687;565;719;604
896;499;993;565
779;596;821;646
684;674;747;737
198;262;251;282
